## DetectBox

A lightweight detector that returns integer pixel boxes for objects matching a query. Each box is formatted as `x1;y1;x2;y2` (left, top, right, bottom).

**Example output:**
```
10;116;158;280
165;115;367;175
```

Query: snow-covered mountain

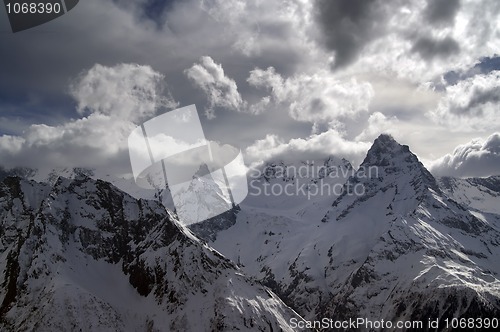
438;175;500;215
2;135;499;331
0;165;176;215
191;134;500;327
190;156;354;243
0;175;305;331
244;156;355;221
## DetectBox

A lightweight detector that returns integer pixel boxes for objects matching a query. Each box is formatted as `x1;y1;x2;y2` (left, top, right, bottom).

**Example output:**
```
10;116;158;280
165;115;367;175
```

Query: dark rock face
470;176;500;193
189;207;239;242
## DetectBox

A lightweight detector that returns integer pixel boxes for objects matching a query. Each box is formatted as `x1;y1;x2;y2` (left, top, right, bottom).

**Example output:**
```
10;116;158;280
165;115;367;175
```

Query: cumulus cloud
247;96;271;115
245;129;372;167
247;66;373;122
0;135;24;154
185;56;375;122
185;56;246;119
355;112;399;141
71;63;177;124
430;133;500;177
428;70;500;131
0;63;175;176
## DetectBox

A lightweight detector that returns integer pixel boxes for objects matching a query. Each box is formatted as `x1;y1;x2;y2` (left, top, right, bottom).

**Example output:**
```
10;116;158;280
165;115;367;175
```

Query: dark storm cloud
411;36;460;60
424;0;461;25
314;0;467;68
314;0;382;69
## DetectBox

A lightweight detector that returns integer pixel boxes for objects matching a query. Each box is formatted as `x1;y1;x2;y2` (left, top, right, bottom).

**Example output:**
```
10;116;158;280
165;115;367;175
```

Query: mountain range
0;134;498;331
0;175;303;331
192;134;500;330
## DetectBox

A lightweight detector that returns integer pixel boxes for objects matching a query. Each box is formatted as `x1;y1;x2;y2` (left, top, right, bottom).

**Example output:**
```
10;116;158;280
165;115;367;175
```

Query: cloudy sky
0;0;499;178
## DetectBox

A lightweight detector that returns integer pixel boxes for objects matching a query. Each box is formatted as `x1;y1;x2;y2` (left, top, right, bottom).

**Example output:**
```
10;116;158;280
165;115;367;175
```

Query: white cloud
248;96;271;115
247;67;374;122
428;70;500;132
355;112;399;142
429;133;500;177
245;129;372;167
70;63;177;124
0;63;176;176
185;56;246;118
0;135;25;154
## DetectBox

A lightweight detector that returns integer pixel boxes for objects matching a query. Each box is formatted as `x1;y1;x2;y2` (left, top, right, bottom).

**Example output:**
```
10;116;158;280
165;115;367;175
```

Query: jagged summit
322;133;491;239
363;134;439;189
362;134;411;167
193;163;211;178
323;134;442;223
362;134;426;175
370;133;400;151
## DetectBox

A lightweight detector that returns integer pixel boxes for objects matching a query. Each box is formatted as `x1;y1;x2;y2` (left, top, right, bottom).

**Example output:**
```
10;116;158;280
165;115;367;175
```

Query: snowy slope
191;156;353;243
317;135;500;323
193;134;500;326
438;176;500;215
0;175;305;331
243;157;354;223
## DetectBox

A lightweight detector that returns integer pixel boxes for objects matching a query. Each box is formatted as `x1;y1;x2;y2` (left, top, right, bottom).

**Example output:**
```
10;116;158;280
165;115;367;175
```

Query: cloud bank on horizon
430;133;500;178
0;0;499;178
